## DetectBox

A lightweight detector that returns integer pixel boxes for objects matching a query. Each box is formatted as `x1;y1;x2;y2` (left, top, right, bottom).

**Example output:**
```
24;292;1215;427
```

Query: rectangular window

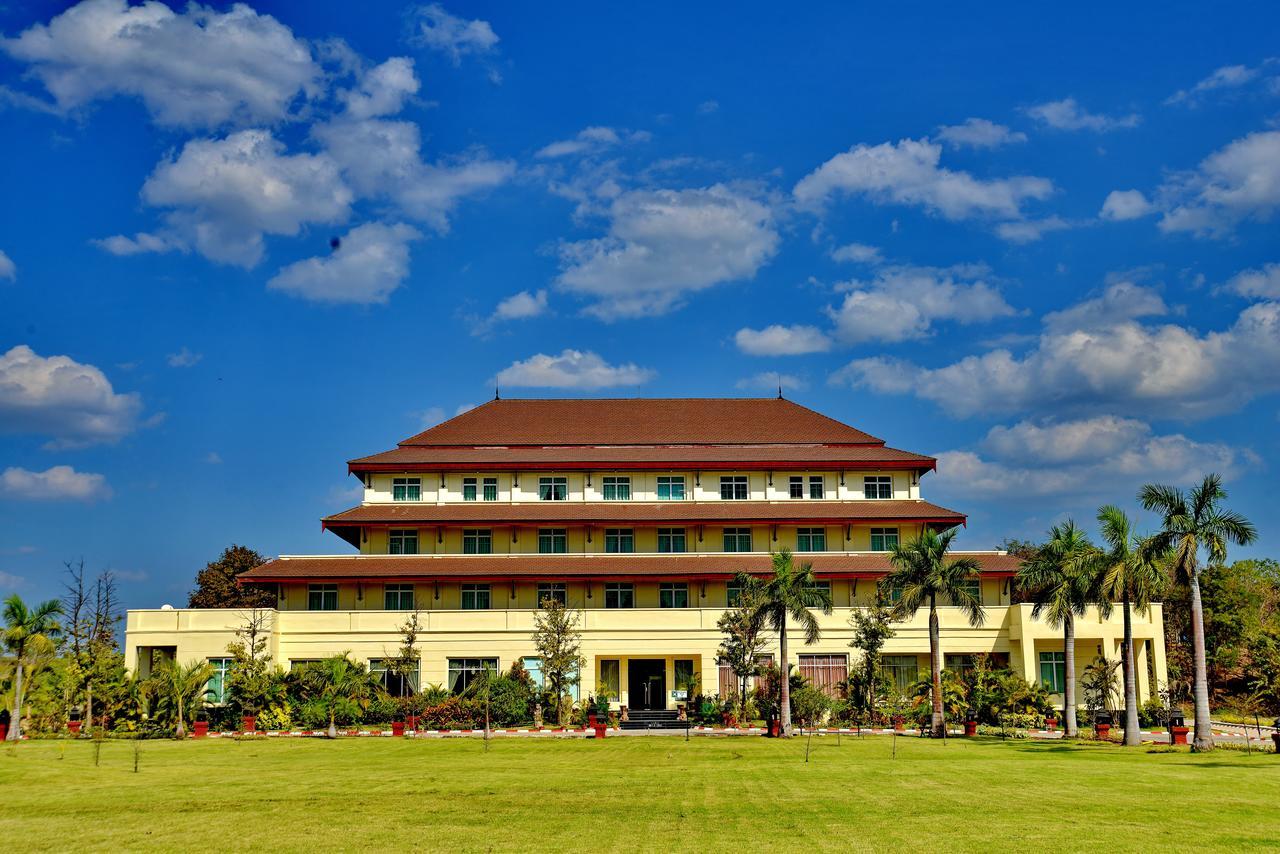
869;527;898;552
657;476;686;500
447;658;497;694
789;476;804;499
719;475;749;500
659;582;689;608
462;529;492;555
537;582;567;606
945;654;977;675
462;477;478;502
392;477;421;502
307;583;337;611
600;659;621;699
604;583;634;609
657;527;686;553
389;529;419;555
808;580;832;598
864;475;893;499
604;528;634;554
384;583;414;610
798;653;848;697
538;528;567;554
797;527;826;552
952;579;981;605
1039;651;1067;693
889;584;904;604
370;658;418;697
601;476;631;501
723;527;752;552
809;476;825;499
881;655;919;694
523;656;578;700
482;477;498;502
726;583;743;607
207;657;232;704
538;476;568;501
674;659;695;699
461;583;491;610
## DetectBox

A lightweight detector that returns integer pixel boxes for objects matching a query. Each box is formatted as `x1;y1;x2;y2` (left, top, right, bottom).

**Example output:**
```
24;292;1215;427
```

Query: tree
847;591;895;719
188;545;274;609
296;654;384;738
531;597;584;726
3;594;62;740
146;659;214;738
62;561;122;730
883;528;985;738
717;580;770;721
1015;521;1098;737
383;611;422;697
738;549;832;737
225;608;281;716
1141;474;1257;751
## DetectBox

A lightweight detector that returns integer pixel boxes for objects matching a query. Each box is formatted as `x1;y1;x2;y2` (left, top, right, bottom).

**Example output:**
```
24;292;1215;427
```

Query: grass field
2;734;1278;852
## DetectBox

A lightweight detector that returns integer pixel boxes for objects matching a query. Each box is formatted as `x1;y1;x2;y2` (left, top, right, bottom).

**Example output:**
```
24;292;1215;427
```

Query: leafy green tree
1016;521;1098;737
717;579;770;721
1141;474;1257;751
3;594;63;740
883;528;985;737
225;608;284;716
146;659;215;738
296;654;384;738
188;545;274;609
909;669;967;724
531;598;584;726
847;591;895;719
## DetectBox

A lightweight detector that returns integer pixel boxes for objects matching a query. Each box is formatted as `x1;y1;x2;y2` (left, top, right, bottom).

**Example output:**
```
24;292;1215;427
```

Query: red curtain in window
798;654;848;697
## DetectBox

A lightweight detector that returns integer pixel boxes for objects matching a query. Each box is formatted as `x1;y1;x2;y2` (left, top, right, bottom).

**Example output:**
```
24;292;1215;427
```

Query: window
657;476;685;500
447;658;497;694
888;584;904;604
604;528;634;553
602;476;631;501
723;527;752;552
1039;651;1067;693
462;529;492;555
674;659;695;697
952;578;981;605
307;584;337;611
461;583;491;610
604;583;634;609
945;654;977;675
789;476;804;499
207;658;232;704
483;477;498;502
657;527;686;553
881;655;919;693
537;582;567;606
600;659;621;699
719;475;749;500
864;475;893;499
797;527;826;552
384;583;414;610
870;527;898;552
799;653;848;697
462;477;477;502
289;659;321;672
389;529;419;555
659;582;689;608
809;476;825;499
522;656;578;700
370;659;418;697
808;580;832;599
718;654;774;697
538;528;567;554
538;476;568;501
726;583;743;607
392;477;421;502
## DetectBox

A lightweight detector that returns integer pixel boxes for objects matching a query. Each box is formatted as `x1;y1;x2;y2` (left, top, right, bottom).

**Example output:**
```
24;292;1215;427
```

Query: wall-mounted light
695;471;701;487
697;525;704;543
587;582;592;600
513;472;519;488
772;525;778;543
586;472;592;488
433;581;440;601
510;582;516;599
845;524;851;542
839;471;845;487
586;526;593;544
767;471;773;487
437;528;443;544
356;582;363;602
700;582;706;599
440;473;446;488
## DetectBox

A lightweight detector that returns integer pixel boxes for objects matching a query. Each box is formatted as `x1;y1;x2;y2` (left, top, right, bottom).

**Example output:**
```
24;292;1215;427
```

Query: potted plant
963;710;978;737
193;711;210;739
68;708;82;736
721;698;737;728
1093;710;1113;741
1168;709;1189;745
391;720;406;737
241;713;257;733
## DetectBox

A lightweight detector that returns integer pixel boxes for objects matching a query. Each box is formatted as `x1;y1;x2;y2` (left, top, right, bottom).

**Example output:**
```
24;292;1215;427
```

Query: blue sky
2;1;1279;609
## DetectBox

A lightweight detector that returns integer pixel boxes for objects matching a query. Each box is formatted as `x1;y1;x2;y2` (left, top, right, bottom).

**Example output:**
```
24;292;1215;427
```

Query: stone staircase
620;709;686;731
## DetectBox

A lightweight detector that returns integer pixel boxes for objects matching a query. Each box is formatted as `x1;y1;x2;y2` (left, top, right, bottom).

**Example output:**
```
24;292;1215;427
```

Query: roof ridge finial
494;386;500;400
777;384;784;400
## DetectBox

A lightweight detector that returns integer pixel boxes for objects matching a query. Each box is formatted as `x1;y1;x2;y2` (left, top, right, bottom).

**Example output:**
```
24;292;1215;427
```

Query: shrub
418;697;485;730
363;695;400;724
1138;697;1167;728
256;702;292;731
1001;711;1045;730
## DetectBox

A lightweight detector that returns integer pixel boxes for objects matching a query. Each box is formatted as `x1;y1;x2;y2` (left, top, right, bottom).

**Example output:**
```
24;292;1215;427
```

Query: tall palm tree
738;550;832;737
1140;474;1257;751
3;594;62;741
147;659;215;738
1015;520;1098;737
1095;506;1162;746
884;528;985;737
297;654;384;738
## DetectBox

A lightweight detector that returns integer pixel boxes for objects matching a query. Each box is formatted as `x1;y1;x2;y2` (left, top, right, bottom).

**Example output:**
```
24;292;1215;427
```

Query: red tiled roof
240;551;1022;582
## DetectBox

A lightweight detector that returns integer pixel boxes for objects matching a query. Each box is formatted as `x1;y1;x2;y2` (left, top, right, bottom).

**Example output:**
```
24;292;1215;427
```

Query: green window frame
657;476;685;500
307;583;337;611
789;476;804;499
881;655;919;693
461;583;491;610
869;527;898;552
462;529;492;554
723;527;752;552
482;477;498;501
207;657;232;704
538;528;567;554
809;476;825;499
1039;651;1067;693
657;527;686;553
604;583;634;609
719;475;748;500
952;578;981;605
659;582;689;608
392;477;421;502
447;658;497;694
945;654;977;675
726;583;743;607
389;529;419;555
864;475;893;499
602;476;631;501
537;582;567;606
462;477;478;501
384;583;414;610
538;477;568;501
604;528;634;553
797;527;826;552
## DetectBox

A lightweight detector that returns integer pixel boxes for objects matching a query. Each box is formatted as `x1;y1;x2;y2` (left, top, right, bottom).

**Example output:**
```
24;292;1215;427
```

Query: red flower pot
768;719;780;737
192;720;209;738
588;712;598;727
241;715;257;733
391;721;406;737
406;715;419;731
0;722;10;741
592;723;607;739
1170;725;1189;746
1095;723;1111;740
1045;718;1058;732
722;712;737;728
964;720;978;737
68;720;83;736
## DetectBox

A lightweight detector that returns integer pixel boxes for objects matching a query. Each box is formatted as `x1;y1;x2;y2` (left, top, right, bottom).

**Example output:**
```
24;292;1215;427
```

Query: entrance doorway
628;659;666;710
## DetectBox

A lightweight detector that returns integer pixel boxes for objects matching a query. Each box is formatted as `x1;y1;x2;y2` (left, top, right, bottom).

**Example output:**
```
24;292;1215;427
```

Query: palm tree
1095;506;1162;746
1140;474;1257;751
147;659;215;738
737;550;832;737
1015;520;1098;737
297;654;384;738
883;528;985;738
3;594;62;741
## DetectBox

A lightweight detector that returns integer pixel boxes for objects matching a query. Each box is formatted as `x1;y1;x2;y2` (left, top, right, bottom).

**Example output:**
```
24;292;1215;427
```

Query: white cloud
794;137;1052;222
994;216;1072;244
205;452;222;465
1100;189;1154;221
830;243;881;264
166;347;202;368
1166;62;1269;106
736;371;806;392
92;232;183;256
1041;280;1170;332
338;57;419;120
734;325;832;356
0;465;111;502
935;118;1027;149
493;289;548;321
495;350;655;389
1025;97;1140;132
410;3;499;64
536;126;650;159
1157;131;1280;236
0;345;144;447
268;222;421;304
1224;263;1280;299
0;571;25;591
556;184;779;318
0;0;320;129
698;100;720;114
0;249;15;280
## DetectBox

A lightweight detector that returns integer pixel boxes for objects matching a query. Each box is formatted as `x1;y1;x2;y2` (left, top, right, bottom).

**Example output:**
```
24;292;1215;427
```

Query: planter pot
592;723;607;739
1095;723;1112;740
722;712;737;728
406;715;418;731
241;715;257;733
964;720;978;737
768;719;780;738
192;720;209;738
68;720;83;736
1271;733;1280;753
0;722;9;741
1045;718;1058;732
588;712;598;727
1170;725;1189;746
391;721;406;737
893;719;905;732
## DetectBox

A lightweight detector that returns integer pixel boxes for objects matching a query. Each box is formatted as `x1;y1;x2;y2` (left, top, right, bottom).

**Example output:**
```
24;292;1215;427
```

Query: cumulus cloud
0;465;112;502
1040;280;1170;332
1166;61;1273;106
994;216;1072;244
410;3;499;65
794;137;1052;223
1025;97;1141;132
166;347;202;368
830;243;881;264
1157;130;1280;236
1224;263;1280;299
92;232;183;256
1100;189;1154;221
734;325;832;356
0;345;144;447
0;0;320;129
0;249;15;280
495;350;655;389
935;118;1027;149
535;126;651;159
736;371;806;392
337;57;419;120
556;184;779;318
268;222;421;304
492;289;548;321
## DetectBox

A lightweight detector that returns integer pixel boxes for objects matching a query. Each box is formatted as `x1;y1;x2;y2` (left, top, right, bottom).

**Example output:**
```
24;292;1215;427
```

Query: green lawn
2;735;1277;852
